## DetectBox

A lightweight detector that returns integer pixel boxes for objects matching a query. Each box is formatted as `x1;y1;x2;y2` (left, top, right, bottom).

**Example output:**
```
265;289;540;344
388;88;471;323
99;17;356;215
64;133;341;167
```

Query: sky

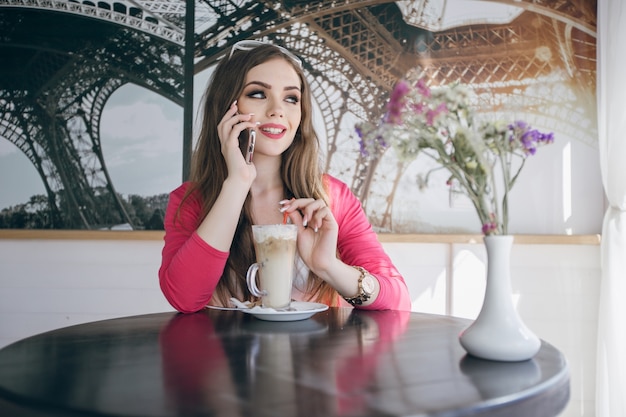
0;71;212;210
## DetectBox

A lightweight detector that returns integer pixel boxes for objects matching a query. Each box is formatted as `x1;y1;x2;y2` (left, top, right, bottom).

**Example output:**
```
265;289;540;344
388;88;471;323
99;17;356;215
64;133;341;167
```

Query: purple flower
412;102;426;114
386;80;410;124
359;139;369;157
355;124;389;158
539;132;554;144
508;121;553;156
376;134;388;149
416;79;431;98
355;125;370;156
426;103;448;126
482;222;498;235
510;120;528;131
520;130;538;155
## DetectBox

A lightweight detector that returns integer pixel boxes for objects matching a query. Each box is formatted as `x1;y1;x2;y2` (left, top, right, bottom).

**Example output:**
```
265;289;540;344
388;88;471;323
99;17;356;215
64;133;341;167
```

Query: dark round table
0;308;569;417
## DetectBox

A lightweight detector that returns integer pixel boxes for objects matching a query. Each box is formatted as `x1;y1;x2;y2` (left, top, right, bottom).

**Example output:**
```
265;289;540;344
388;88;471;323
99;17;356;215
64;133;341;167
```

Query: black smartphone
239;128;256;164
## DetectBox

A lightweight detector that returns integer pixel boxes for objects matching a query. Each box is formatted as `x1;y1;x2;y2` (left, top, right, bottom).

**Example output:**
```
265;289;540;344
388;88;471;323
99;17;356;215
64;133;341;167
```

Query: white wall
0;239;174;347
0;236;600;417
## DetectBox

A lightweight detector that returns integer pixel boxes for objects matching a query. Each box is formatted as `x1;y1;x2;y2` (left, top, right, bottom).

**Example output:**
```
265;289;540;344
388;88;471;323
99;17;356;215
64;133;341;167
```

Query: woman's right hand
217;100;258;186
193;101;259;253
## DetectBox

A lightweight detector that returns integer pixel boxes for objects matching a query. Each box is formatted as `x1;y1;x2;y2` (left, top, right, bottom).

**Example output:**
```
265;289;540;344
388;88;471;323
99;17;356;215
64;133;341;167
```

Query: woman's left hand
280;198;339;277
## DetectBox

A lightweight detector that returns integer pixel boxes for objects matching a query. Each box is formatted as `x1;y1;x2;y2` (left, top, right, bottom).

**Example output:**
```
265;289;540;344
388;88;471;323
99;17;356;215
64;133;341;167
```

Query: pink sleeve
325;175;412;311
158;183;229;313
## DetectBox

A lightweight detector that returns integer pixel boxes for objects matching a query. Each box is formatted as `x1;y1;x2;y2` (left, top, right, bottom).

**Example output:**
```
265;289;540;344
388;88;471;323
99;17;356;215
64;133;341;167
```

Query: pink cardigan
159;175;411;313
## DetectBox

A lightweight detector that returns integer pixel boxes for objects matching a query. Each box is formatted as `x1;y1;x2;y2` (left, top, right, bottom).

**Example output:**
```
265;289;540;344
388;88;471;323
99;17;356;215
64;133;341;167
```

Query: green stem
498;150;509;235
435;155;492;228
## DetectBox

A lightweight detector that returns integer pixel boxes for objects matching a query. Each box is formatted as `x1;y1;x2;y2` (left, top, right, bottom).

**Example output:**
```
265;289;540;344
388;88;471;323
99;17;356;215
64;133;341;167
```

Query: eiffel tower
0;0;596;230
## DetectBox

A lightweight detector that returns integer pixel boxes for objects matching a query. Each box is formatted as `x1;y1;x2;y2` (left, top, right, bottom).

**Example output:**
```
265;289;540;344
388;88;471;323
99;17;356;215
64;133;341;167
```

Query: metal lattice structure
0;0;185;228
0;0;596;230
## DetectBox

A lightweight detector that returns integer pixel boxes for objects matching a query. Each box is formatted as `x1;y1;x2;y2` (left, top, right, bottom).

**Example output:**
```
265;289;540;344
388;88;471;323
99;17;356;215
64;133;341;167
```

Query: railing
0;229;602;245
0;0;184;44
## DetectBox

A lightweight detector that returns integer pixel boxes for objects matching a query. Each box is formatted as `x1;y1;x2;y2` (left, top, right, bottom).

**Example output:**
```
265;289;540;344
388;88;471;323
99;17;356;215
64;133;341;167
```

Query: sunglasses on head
228;40;303;68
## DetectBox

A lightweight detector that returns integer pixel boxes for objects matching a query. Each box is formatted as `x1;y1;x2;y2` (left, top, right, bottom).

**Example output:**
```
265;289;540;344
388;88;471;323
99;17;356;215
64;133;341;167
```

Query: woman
159;40;411;313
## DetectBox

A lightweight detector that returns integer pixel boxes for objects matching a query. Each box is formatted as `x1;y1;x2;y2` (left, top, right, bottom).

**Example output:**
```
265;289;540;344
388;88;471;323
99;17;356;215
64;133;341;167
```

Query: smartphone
239;128;256;164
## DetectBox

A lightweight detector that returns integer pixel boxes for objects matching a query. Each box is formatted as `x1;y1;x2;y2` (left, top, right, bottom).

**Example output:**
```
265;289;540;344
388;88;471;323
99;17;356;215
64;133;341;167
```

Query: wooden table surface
0;308;569;417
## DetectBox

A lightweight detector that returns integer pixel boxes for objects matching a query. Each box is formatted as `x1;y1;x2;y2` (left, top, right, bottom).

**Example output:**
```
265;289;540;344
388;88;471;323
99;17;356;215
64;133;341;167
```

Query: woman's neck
250;155;283;195
249;156;285;224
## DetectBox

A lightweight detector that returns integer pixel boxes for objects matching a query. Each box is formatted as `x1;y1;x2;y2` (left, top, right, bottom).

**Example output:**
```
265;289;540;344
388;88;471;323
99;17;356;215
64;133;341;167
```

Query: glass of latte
246;224;298;309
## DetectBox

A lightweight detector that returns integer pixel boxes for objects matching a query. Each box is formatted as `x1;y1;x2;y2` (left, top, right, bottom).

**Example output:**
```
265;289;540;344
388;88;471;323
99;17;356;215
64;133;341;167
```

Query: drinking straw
282;211;289;224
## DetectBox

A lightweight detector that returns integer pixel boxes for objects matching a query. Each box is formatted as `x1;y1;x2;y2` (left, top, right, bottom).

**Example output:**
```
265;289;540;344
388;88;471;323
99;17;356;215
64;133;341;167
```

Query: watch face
362;275;376;295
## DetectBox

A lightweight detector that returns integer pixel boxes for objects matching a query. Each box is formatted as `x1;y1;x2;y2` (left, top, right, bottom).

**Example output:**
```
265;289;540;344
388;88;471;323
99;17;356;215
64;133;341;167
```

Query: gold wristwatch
343;266;376;306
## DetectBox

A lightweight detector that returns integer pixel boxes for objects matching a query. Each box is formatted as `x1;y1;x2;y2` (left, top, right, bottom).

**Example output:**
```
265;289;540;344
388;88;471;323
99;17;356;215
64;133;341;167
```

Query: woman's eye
285;95;300;104
247;90;265;99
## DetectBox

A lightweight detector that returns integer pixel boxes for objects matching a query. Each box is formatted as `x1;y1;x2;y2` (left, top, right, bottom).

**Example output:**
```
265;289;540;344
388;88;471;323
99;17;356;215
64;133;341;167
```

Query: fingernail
232;100;237;106
303;218;308;227
279;206;288;213
314;226;318;233
279;200;290;205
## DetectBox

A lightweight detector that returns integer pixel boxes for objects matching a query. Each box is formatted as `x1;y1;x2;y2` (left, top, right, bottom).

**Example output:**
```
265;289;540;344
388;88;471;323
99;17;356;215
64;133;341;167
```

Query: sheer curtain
596;1;626;416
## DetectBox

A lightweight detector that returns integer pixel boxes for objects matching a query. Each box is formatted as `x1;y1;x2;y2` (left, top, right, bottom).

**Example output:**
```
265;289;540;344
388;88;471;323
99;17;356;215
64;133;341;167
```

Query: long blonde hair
179;43;339;306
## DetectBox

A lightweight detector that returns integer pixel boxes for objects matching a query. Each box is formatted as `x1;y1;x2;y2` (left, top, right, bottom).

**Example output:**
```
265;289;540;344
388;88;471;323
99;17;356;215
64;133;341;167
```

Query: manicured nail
279;200;290;205
303;218;308;227
279;206;288;213
314;226;318;233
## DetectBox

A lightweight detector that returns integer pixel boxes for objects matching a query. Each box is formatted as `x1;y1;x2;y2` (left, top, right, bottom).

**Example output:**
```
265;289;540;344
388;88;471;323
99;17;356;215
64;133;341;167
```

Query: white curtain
596;1;626;416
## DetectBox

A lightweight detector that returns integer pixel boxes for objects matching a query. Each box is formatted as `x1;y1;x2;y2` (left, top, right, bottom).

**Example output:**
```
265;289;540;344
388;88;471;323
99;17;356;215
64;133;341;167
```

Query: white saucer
242;301;329;322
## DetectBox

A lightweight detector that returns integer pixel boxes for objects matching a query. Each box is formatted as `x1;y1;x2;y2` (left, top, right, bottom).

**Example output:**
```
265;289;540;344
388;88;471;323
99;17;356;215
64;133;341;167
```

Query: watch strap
343;266;371;306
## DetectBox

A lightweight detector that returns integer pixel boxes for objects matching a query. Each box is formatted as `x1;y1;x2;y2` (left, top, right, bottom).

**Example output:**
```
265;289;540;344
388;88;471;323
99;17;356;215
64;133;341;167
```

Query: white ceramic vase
459;235;541;361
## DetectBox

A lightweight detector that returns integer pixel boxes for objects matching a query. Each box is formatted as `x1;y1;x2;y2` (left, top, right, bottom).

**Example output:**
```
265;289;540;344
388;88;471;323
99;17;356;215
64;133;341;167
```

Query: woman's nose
267;99;284;118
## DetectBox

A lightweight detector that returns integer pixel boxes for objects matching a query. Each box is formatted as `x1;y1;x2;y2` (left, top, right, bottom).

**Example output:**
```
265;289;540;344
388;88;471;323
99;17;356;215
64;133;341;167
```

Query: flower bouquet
356;75;554;235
